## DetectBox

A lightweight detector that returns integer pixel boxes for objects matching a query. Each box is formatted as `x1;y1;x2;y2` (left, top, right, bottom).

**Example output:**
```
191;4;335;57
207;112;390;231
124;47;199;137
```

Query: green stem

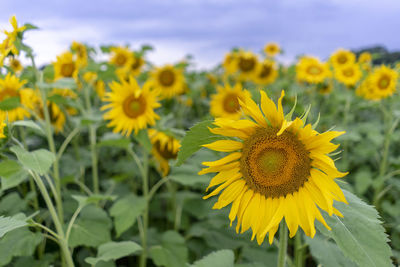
294;234;304;267
89;125;99;194
342;92;352;164
140;153;149;267
277;222;288;267
30;171;74;267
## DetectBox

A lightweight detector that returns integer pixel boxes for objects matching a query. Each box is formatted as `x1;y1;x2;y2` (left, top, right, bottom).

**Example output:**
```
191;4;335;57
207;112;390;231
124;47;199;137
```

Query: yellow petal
260;90;280;127
229;188;247;226
241;193;261;233
238;95;267;127
202;152;241;167
206;169;241;191
202;140;243;152
213;179;246;209
236;190;254;233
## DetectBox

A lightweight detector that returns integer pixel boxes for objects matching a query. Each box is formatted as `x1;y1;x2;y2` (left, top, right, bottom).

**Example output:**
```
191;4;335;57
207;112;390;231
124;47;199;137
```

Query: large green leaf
0;160;29;190
318;190;392;267
0;214;28;238
68;205;112;248
10;146;56;175
12;120;45;135
0;228;43;265
85;241;142;266
0;96;20;111
306;235;356;267
176;120;223;166
109;194;146;237
191;250;234;267
149;231;188;267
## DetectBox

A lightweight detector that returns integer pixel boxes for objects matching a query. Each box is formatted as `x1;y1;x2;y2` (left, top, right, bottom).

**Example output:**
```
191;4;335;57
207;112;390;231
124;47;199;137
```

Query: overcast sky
2;0;400;69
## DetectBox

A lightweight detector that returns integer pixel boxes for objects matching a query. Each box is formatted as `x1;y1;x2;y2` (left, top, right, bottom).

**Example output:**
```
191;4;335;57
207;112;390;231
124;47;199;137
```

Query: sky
1;0;400;69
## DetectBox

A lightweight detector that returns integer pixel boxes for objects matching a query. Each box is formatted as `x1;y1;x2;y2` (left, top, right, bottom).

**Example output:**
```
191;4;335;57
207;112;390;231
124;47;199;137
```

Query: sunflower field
0;15;399;267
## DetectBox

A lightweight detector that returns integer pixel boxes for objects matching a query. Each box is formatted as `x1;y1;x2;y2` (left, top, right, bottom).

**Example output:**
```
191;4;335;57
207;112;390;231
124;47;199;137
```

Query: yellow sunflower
253;60;278;85
150;65;185;99
330;49;356;69
82;72;106;99
116;54;145;79
357;65;398;100
296;56;331;84
222;51;239;75
210;83;251;120
149;129;181;176
71;41;88;68
264;42;280;57
0;16;25;66
0;113;6;139
358;52;372;64
53;52;78;80
318;81;333;95
334;63;362;87
102;77;160;136
34;99;66;134
110;46;133;68
235;51;259;81
0;73;34;122
8;57;23;73
199;91;347;244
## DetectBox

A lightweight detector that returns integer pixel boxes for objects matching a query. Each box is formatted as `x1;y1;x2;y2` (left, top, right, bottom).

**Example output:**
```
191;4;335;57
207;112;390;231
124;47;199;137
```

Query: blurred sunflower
367;66;398;99
0;113;6;139
318;81;333;95
254;60;278;85
210;83;250;120
200;91;347;244
71;41;88;68
264;42;280;57
236;51;259;81
0;74;34;122
296;56;331;84
150;65;185;99
116;54;145;78
110;46;133;68
358;52;372;64
330;49;355;69
53;52;78;80
222;51;238;75
102;77;160;136
149;129;181;176
0;16;25;66
334;64;362;87
8;57;23;73
35;99;66;134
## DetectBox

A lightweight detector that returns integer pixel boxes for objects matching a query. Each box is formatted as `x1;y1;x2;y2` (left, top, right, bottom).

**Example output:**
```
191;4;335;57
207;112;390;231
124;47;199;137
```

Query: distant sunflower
8;57;23;73
0;16;25;66
0;74;34;122
200;91;347;244
318;81;333;95
210;83;251;120
102;77;160;136
358;52;372;64
223;51;238;75
110;46;133;68
71;41;88;68
53;52;78;80
296;56;331;84
330;49;355;69
236;51;259;81
150;65;185;99
117;54;145;79
334;64;362;87
149;129;181;176
0;113;6;139
357;66;398;100
35;100;66;134
254;60;278;85
264;42;280;57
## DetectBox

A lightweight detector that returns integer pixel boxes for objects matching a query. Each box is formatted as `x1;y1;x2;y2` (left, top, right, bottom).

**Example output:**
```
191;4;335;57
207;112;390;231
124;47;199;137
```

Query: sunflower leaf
317;189;392;267
190;249;234;267
10;146;56;175
85;241;142;266
176;120;224;166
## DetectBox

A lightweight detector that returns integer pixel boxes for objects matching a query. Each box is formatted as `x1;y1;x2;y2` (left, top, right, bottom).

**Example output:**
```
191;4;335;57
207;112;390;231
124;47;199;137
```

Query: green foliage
10;146;55;175
85;241;142;266
0;159;28;190
0;214;28;238
190;250;234;267
149;231;188;267
0;97;20;110
12;120;45;135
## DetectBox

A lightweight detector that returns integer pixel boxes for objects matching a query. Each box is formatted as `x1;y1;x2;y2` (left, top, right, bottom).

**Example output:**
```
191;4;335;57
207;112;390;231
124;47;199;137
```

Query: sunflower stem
138;149;149;267
294;234;304;267
277;222;288;267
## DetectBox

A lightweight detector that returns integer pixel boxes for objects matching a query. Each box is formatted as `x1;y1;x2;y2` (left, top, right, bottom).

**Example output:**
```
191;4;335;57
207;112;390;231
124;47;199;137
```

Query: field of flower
0;15;399;267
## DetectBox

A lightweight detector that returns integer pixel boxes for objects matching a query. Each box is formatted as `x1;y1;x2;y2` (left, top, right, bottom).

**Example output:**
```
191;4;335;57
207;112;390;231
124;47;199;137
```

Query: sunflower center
307;65;322;75
155;140;178;160
131;58;141;70
343;68;354;77
122;94;146;118
240;127;311;198
259;65;272;78
338;55;348;64
0;88;19;101
115;54;127;66
159;70;175;86
239;58;256;72
61;63;75;77
223;93;240;113
11;59;21;69
378;75;390;89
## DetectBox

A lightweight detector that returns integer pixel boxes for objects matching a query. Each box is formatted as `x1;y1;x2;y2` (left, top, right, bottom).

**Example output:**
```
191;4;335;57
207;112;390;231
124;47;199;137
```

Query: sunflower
210;83;251;120
223;51;239;75
264;42;280;57
253;60;278;85
0;16;25;66
357;66;398;100
102;77;160;136
330;49;355;69
150;65;185;99
0;114;6;139
71;41;88;68
358;52;372;64
235;51;259;81
116;54;145;79
0;74;34;122
110;46;133;68
148;129;181;176
53;52;78;80
318;81;333;95
296;56;331;84
334;63;362;87
8;57;23;73
35;99;66;134
199;90;347;244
